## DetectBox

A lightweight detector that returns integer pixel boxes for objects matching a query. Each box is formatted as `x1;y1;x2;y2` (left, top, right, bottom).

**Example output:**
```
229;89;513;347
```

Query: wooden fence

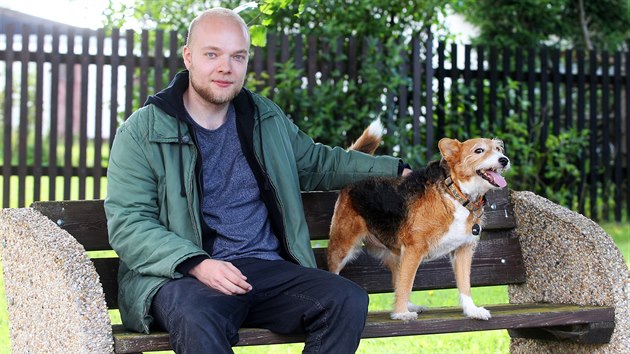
0;24;628;221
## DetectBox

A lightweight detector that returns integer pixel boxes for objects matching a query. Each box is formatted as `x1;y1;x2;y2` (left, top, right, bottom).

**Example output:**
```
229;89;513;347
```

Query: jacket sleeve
104;120;207;279
284;118;402;191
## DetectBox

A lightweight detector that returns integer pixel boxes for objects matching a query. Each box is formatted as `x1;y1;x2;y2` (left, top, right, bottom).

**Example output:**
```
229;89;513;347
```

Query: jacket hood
144;70;190;121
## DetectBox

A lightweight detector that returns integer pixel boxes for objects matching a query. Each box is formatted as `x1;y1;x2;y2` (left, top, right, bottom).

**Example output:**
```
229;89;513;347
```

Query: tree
104;0;307;46
104;0;450;44
450;0;629;50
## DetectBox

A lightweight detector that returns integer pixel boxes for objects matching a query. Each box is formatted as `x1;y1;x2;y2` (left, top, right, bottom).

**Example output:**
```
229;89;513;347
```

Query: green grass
600;222;630;265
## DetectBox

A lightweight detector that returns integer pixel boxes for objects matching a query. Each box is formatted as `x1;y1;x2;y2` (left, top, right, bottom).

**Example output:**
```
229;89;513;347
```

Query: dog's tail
348;119;383;155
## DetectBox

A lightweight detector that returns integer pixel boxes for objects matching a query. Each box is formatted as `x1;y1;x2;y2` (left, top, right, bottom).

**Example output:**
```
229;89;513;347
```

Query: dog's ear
438;138;461;161
492;138;505;151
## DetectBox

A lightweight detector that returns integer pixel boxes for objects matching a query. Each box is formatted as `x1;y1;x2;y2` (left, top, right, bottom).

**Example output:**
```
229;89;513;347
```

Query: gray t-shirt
190;104;282;262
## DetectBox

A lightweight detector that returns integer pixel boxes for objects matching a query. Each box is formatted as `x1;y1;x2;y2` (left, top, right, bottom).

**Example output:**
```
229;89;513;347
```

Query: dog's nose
499;157;509;167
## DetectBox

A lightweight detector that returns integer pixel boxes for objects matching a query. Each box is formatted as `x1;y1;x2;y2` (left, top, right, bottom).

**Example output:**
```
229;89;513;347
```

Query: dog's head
438;138;510;196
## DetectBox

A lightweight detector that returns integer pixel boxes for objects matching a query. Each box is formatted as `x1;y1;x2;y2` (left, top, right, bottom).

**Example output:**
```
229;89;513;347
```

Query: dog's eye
474;148;484;154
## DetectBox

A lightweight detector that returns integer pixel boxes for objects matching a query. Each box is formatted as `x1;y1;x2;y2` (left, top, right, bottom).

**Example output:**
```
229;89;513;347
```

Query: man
105;7;410;354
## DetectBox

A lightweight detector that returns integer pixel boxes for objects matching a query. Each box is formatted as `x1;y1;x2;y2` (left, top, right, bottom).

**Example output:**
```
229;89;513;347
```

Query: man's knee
309;277;367;352
327;277;369;318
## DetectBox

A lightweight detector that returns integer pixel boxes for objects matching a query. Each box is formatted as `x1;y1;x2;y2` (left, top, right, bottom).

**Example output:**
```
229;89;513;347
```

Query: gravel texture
508;190;629;353
0;208;113;353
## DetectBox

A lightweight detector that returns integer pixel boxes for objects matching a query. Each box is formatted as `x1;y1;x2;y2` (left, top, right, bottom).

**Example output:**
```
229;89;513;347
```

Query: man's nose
217;56;232;73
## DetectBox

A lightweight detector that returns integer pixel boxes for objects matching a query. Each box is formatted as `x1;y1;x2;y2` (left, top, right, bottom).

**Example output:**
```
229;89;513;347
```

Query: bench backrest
31;188;524;310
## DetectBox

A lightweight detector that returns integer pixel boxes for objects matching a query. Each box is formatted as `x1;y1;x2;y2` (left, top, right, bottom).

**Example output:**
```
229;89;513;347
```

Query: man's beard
190;74;242;105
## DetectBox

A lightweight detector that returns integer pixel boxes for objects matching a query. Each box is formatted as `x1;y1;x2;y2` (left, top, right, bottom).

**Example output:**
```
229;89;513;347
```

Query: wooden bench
1;188;627;353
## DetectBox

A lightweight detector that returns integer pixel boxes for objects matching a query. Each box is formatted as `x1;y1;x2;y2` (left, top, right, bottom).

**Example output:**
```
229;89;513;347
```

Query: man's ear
182;45;192;70
438;138;461;162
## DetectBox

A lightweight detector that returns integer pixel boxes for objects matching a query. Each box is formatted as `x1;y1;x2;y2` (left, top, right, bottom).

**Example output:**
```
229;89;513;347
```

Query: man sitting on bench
104;7;411;354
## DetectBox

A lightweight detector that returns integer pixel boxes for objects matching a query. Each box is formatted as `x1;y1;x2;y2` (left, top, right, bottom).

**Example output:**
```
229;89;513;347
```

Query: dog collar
444;176;485;218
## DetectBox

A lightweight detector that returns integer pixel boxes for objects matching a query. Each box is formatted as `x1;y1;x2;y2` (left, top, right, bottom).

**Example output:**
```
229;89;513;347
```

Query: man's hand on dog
189;259;253;295
402;168;412;176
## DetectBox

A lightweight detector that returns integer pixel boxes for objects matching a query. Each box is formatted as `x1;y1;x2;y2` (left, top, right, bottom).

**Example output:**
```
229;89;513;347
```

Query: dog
327;120;510;321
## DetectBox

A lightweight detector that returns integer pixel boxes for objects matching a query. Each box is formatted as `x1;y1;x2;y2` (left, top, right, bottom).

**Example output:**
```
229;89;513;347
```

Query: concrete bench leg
1;208;114;353
508;191;629;353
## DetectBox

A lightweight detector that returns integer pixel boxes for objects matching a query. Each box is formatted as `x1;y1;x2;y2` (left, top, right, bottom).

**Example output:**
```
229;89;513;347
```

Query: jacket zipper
186;148;203;247
253;118;300;265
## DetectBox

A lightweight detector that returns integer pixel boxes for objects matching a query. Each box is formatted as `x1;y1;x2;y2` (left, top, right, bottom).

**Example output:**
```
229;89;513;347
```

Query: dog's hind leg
327;194;369;274
452;242;491;320
327;234;363;274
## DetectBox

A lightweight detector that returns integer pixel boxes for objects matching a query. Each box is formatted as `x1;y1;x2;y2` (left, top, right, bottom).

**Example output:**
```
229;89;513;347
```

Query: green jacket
104;71;402;333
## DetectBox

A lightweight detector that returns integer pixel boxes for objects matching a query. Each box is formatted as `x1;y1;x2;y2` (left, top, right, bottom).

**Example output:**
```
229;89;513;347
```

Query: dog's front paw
407;301;427;313
464;306;491;320
390;311;418;321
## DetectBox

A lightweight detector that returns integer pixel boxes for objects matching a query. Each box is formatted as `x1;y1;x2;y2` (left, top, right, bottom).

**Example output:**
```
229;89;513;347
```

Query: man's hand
402;168;412;176
189;259;252;295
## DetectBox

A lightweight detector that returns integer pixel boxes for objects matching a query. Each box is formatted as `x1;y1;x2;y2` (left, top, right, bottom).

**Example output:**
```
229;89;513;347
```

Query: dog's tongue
487;170;507;188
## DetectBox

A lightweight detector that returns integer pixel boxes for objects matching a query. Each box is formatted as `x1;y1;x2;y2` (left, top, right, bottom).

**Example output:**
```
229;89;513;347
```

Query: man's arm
105;122;206;278
288;124;403;190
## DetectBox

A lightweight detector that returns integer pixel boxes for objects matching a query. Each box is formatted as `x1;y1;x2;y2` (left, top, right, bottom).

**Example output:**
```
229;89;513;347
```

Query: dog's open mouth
477;169;507;188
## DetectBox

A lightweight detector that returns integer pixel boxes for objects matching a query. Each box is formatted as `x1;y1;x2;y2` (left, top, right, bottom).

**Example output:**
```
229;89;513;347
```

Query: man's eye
206;53;217;58
234;55;246;61
475;148;484;154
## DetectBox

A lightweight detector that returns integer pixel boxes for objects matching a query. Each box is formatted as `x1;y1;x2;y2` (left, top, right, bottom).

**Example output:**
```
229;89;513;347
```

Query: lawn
0;221;627;353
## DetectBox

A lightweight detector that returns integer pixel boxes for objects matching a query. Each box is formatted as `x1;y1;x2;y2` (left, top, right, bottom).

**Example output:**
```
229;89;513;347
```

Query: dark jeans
151;258;369;354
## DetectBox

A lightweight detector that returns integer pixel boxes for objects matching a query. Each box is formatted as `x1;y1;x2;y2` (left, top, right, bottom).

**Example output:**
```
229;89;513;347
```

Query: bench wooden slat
92;258;119;309
94;237;525;309
111;303;615;353
508;321;616;344
32;199;111;251
31;189;516;251
318;237;525;292
300;191;340;238
482;188;516;229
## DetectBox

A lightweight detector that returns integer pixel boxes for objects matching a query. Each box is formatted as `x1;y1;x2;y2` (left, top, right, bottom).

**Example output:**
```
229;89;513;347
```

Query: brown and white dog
327;120;510;321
